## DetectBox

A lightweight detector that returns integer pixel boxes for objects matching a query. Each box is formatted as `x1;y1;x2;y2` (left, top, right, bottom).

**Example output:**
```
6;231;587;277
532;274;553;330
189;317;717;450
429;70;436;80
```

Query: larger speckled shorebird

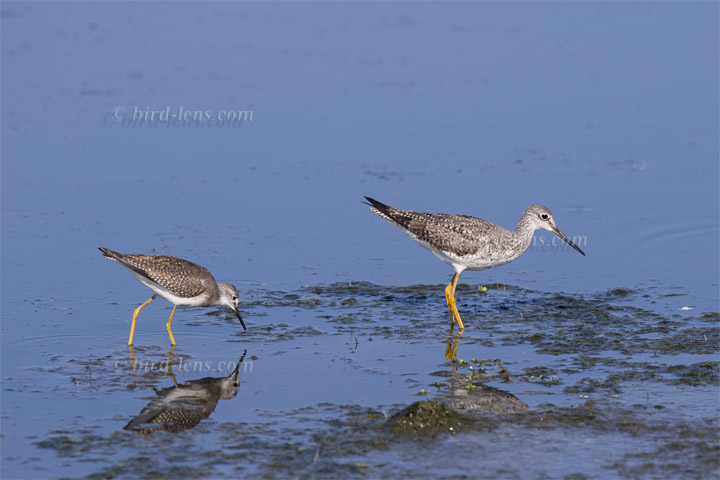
99;247;246;345
364;197;585;331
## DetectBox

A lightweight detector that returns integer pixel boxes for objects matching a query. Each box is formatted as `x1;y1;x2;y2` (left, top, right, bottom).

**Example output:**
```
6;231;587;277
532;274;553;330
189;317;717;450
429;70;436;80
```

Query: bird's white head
521;204;585;256
218;283;247;331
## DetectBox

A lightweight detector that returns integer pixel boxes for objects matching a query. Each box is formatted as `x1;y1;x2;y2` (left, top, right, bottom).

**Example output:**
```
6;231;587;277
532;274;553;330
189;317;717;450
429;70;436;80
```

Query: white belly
422;241;520;274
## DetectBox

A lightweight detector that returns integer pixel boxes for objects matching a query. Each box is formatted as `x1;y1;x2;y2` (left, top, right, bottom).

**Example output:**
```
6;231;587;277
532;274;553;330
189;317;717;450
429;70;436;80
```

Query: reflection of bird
124;352;247;434
365;197;585;330
99;247;246;346
446;385;527;414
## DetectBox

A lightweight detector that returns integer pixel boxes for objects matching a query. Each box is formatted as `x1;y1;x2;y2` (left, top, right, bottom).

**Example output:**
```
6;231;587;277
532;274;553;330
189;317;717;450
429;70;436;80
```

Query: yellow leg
129;295;156;346
444;276;455;319
167;358;179;386
166;305;178;346
444;272;464;331
451;274;464;330
445;336;460;360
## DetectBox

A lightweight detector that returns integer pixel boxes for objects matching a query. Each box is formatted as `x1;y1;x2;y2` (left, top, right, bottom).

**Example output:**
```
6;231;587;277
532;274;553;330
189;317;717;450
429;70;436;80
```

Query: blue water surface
2;2;718;478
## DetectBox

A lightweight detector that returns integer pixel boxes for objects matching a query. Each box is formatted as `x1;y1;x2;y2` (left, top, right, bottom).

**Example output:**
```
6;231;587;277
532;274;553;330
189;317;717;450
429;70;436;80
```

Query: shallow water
2;2;718;479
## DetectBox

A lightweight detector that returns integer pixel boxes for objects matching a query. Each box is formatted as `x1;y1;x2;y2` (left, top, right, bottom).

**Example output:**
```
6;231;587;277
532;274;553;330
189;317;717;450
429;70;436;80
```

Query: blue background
2;2;718;478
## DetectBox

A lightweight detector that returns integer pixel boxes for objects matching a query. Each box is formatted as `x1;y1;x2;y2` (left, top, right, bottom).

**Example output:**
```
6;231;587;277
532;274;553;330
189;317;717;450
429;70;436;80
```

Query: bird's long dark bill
230;350;247;378
234;308;247;331
552;226;586;256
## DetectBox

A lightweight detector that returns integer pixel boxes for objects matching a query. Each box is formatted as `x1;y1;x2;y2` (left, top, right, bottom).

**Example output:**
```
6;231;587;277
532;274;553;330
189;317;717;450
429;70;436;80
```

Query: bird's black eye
540;213;549;220
232;295;238;301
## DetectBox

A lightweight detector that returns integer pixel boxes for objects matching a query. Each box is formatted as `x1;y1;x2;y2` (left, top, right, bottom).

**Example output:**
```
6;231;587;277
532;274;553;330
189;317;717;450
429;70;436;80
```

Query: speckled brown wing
365;197;508;257
99;248;214;298
139;401;211;433
124;395;216;434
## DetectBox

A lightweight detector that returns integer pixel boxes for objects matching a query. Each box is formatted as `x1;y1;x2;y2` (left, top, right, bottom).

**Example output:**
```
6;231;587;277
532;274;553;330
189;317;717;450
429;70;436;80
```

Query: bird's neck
512;215;537;253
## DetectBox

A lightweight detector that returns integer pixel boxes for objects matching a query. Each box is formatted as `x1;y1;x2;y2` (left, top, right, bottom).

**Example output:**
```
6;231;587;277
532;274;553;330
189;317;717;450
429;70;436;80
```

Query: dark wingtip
363;196;390;213
98;247;112;257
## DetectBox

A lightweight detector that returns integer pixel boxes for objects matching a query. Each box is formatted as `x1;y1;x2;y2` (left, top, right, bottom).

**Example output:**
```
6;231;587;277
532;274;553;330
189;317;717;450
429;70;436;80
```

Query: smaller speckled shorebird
99;247;246;346
364;197;585;331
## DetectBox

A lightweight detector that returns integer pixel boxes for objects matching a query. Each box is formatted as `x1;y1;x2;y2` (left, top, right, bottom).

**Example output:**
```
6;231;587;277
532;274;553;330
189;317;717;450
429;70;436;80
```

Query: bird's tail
98;247;121;261
363;196;392;215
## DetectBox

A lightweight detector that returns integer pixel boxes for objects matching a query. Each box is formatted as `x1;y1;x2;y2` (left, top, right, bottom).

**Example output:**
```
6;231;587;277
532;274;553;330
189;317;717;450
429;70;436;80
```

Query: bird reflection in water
445;336;461;360
124;351;247;434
